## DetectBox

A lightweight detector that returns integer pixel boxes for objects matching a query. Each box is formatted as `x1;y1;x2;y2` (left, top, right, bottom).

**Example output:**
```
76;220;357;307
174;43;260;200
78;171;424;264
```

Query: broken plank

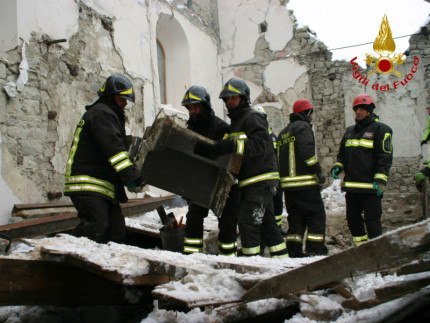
13;206;76;219
242;219;430;302
396;259;430;276
0;258;153;306
0;212;79;239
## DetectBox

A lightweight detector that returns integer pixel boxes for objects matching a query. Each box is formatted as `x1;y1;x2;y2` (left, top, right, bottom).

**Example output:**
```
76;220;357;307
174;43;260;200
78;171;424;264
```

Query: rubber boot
306;241;328;256
287;241;307;258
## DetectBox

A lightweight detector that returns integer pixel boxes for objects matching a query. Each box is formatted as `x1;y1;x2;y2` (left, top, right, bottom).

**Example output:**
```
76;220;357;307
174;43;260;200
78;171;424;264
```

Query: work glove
331;165;341;179
414;172;427;185
126;176;145;192
373;181;386;197
317;172;326;185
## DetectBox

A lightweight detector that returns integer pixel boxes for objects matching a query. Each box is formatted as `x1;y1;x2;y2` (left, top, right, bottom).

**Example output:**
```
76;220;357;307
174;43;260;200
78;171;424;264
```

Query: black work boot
306;241;328;256
287;241;307;258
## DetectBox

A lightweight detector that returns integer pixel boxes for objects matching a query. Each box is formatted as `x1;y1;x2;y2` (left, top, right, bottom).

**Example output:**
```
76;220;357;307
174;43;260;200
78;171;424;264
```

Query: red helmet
293;99;313;114
353;94;375;108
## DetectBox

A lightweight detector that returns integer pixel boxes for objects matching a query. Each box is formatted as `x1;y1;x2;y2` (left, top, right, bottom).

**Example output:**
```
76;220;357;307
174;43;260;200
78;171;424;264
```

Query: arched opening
156;14;191;109
157;40;166;104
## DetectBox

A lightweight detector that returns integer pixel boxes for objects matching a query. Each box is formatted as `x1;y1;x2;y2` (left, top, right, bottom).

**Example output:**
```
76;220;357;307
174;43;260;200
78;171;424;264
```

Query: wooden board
242;219;430;302
0;258;153;305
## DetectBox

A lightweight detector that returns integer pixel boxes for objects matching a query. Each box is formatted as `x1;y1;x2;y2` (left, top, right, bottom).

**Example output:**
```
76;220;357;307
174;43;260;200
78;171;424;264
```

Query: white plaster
0;0;17;52
265;4;294;51
15;0;79;50
218;0;265;65
0;134;21;225
16;42;28;92
264;58;307;95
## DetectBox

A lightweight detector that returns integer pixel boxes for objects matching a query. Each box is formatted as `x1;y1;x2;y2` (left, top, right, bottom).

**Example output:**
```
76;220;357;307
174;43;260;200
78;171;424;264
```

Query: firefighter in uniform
252;105;287;236
64;74;144;243
205;78;288;258
278;99;327;257
182;85;239;256
331;94;393;246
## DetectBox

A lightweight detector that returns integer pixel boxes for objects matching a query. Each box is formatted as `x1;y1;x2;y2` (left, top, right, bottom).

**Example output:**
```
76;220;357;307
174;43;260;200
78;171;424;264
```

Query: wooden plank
13;206;76;219
242;219;430;302
0;212;79;239
0;258;154;305
2;196;178;239
342;276;430;310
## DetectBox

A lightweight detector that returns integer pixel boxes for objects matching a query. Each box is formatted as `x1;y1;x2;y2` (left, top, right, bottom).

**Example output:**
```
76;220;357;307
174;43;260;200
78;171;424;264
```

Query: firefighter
414;162;430;189
278;99;327;257
331;94;393;246
181;85;239;256
64;74;144;243
204;78;288;258
252;105;287;236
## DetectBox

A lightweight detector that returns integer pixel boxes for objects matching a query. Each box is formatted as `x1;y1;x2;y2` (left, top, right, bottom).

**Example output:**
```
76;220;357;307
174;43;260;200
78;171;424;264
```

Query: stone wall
0;4;146;205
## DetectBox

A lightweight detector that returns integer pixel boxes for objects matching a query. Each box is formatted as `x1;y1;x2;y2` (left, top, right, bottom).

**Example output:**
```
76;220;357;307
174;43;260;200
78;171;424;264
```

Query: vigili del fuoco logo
350;14;420;92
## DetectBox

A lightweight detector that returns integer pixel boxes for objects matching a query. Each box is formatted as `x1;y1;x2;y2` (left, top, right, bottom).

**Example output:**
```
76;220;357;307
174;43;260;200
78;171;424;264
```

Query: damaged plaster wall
217;0;429;197
0;0;222;224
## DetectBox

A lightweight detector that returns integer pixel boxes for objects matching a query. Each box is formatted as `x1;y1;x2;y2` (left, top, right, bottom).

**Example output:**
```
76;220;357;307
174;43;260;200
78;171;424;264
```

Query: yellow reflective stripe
352;234;368;246
275;214;283;221
289;141;295;176
281;180;319;188
66;122;84;177
374;173;388;182
119;87;133;95
65;175;115;191
286;234;303;242
238;172;280;188
109;151;133;172
188;92;202;101
228;83;242;94
114;160;133;172
281;175;317;182
236;139;245;155
334;162;344;169
242;245;261;255
345;139;374;148
64;184;115;199
218;241;237;249
268;241;286;253
227;132;247;140
305;155;318;166
109;152;129;164
271;253;289;259
382;132;392;153
184;237;203;245
184;246;203;253
306;233;324;242
343;182;374;189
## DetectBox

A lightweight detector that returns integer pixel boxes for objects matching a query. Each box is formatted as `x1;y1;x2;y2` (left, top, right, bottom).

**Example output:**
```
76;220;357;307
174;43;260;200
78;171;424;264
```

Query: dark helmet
181;85;211;109
219;78;250;104
352;94;375;113
97;74;135;102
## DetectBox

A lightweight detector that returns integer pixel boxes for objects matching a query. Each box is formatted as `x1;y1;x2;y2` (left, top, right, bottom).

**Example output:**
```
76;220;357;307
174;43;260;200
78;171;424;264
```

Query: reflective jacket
64;97;140;202
335;114;393;194
277;113;321;190
225;104;279;188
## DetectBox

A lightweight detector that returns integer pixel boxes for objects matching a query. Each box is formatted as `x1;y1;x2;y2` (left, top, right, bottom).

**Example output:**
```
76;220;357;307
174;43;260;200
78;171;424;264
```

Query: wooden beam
1;196;178;239
242;219;430;302
0;258;154;306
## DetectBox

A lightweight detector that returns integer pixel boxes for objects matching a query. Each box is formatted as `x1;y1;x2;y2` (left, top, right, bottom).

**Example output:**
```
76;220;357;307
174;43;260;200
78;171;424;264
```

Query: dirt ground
321;191;426;253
